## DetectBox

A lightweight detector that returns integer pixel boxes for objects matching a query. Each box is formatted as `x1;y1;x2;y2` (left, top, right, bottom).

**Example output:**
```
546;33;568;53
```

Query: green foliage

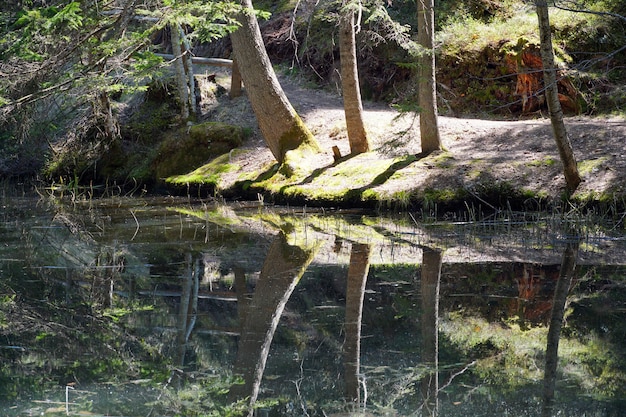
47;1;83;31
0;0;243;180
364;1;420;56
161;0;241;42
436;0;522;27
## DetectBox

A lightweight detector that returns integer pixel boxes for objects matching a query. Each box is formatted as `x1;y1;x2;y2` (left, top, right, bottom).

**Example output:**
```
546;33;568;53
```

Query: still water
1;192;625;416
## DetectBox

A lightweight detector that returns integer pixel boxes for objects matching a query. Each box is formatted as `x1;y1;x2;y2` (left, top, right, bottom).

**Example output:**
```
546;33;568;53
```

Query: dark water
1;193;625;416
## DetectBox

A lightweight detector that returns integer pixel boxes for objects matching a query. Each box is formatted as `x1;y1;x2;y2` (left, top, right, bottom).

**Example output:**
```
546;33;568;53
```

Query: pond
1;190;625;416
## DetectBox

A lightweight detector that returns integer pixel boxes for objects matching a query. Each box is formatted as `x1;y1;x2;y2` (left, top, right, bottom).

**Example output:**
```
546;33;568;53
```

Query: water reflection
420;248;442;417
231;231;317;416
542;240;578;417
344;243;371;408
1;194;625;416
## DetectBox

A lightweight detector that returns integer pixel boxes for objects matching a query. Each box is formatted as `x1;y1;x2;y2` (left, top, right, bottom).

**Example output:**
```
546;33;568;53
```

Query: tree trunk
344;243;371;406
171;24;190;120
230;0;320;163
230;58;242;98
96;91;119;140
339;2;370;155
179;25;197;117
416;0;441;154
535;1;582;192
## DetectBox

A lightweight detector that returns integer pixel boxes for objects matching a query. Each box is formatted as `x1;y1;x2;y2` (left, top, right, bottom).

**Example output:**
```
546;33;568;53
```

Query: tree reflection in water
344;243;371;408
542;240;578;417
1;195;625;416
420;247;442;417
231;232;318;416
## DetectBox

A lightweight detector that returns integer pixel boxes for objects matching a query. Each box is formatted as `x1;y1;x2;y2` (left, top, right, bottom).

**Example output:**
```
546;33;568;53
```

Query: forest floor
197;70;626;213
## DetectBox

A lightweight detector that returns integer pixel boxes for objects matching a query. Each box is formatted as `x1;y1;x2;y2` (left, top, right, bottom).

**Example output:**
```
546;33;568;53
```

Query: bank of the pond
163;75;626;213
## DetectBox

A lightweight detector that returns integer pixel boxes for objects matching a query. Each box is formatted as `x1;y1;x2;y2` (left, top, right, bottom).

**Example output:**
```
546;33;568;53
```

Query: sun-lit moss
166;153;240;188
578;157;609;176
526;157;557;167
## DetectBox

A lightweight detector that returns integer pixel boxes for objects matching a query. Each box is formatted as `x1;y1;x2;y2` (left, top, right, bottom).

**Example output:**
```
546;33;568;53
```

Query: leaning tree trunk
339;2;370;155
535;1;582;192
230;0;320;163
417;0;441;154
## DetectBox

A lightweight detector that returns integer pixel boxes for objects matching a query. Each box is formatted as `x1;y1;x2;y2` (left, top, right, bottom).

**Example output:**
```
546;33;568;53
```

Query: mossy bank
163;113;626;216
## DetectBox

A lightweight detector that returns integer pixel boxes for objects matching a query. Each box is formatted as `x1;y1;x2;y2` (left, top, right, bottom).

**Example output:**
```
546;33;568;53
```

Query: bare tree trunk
417;0;441;154
535;1;582;192
171;24;190;120
230;0;320;163
179;25;197;116
344;243;371;406
230;59;242;98
95;91;119;140
339;2;370;155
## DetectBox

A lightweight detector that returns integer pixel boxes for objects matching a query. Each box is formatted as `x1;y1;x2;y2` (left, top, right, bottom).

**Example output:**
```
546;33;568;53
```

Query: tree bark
416;0;441;154
230;0;320;163
95;91;119;140
179;25;197;117
535;1;582;192
171;24;190;120
339;2;370;155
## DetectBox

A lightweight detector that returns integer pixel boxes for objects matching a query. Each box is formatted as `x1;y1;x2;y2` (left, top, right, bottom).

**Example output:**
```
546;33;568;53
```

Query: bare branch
551;1;626;22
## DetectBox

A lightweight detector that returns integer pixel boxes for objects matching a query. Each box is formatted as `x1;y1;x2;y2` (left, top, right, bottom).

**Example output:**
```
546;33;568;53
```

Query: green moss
153;122;243;179
278;115;321;163
521;187;549;200
431;151;455;168
362;189;381;201
166;153;239;188
571;190;614;205
279;146;318;179
123;81;180;143
526;156;557;167
578;157;609;176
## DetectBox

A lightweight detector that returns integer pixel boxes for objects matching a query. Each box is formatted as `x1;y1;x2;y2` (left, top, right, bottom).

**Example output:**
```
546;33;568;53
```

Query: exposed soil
199;70;626;211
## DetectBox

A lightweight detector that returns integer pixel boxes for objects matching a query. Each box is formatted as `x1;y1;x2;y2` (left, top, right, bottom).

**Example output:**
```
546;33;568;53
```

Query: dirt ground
201;70;626;210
